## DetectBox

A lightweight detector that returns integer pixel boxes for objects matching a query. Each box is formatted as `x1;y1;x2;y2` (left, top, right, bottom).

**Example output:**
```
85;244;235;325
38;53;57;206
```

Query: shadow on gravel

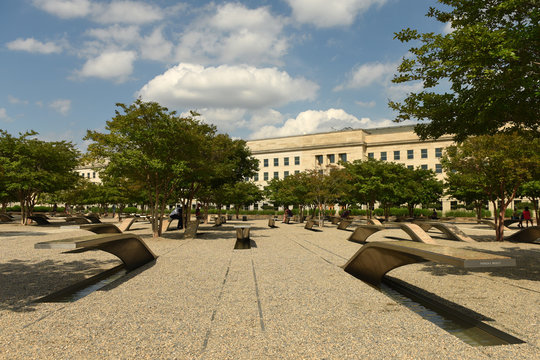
418;246;540;282
0;258;120;312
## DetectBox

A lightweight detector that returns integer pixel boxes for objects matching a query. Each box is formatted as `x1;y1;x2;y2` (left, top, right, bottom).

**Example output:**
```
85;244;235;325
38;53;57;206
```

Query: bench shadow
0;258;120;312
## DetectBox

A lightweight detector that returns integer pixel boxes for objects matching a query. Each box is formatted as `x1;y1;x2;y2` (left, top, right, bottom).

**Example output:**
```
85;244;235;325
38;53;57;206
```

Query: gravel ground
0;217;538;359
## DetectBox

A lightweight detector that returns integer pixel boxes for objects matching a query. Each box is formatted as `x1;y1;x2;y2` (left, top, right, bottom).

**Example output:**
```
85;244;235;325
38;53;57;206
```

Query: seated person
169;206;183;229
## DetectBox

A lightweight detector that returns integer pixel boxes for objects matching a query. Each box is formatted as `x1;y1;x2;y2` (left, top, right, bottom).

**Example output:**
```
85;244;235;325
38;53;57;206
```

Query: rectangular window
284;171;289;177
368;152;374;159
294;170;300;174
273;171;279;179
284;157;289;166
263;172;268;181
451;201;458;210
87;173;90;178
327;154;335;163
294;156;300;165
435;164;442;173
407;165;414;170
93;172;96;178
380;152;387;161
435;147;443;158
254;203;259;210
315;155;323;165
339;153;347;163
254;173;259;181
394;151;400;160
421;149;428;159
263;159;268;167
407;150;414;159
421;164;428;170
274;158;279;166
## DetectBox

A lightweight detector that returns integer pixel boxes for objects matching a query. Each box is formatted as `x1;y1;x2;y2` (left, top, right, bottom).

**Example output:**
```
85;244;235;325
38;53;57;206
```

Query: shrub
33;206;50;212
122;206;139;214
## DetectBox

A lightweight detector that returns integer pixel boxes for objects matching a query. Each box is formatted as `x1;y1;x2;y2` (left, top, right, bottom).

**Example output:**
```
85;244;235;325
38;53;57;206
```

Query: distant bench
35;233;157;271
337;219;353;230
348;223;438;244
413;220;476;243
343;241;515;286
28;215;90;226
477;219;510;231
304;218;320;231
80;218;137;234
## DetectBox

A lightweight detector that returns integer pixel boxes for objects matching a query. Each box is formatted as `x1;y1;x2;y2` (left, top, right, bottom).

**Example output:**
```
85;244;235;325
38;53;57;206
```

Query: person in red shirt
519;206;532;228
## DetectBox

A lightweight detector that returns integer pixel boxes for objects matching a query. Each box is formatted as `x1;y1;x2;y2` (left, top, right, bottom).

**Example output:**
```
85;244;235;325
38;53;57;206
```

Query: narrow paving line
290;238;339;267
21;305;67;329
298;236;349;261
470;273;540;294
250;256;265;332
200;255;233;353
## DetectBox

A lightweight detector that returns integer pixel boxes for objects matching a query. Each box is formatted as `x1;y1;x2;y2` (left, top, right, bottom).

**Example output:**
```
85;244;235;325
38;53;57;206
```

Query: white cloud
91;1;164;24
33;0;91;18
77;50;136;82
0;108;14;122
85;25;140;45
8;95;29;105
335;61;397;90
195;108;248;133
140;27;172;61
386;81;424;100
443;22;454;34
138;63;318;109
33;0;163;24
6;37;63;54
49;99;71;115
175;3;288;66
356;100;376;108
286;0;387;27
249;108;376;139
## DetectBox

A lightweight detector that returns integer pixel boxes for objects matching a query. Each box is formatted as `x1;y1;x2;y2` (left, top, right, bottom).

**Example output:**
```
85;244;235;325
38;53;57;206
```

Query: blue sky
0;0;450;149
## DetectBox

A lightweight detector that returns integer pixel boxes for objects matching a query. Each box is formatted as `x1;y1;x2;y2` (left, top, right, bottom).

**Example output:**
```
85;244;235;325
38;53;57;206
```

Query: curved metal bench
398;223;438;244
80;223;122;234
337;219;353;230
35;233;157;271
348;225;385;243
477;219;510;231
366;218;383;226
343;241;515;286
413;221;476;243
507;226;540;244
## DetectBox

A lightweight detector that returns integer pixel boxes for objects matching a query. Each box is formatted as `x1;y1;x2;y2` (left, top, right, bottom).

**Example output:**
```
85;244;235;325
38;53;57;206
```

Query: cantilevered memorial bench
366;218;383;226
398;223;438;244
348;224;386;243
506;226;540;244
28;215;88;226
0;213;13;222
80;223;122;234
268;217;277;228
35;233;157;271
477;219;510;231
65;216;91;224
234;225;251;249
337;219;353;230
413;221;476;243
84;214;102;223
305;218;321;231
342;241;516;286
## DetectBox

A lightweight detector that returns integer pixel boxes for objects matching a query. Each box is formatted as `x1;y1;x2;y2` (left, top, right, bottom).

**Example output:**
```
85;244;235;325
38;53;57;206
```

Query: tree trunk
495;205;506;242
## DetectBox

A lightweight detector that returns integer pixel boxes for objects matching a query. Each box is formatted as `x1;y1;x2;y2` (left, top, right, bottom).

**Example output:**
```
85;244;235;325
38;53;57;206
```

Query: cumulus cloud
49;99;71;115
195;108;248;133
33;0;163;24
140;27;173;61
6;37;63;54
0;108;14;122
386;81;424;100
334;61;397;90
356;100;376;108
77;50;136;82
138;63;318;109
33;0;91;18
249;108;376;139
175;3;288;65
286;0;387;27
443;22;454;34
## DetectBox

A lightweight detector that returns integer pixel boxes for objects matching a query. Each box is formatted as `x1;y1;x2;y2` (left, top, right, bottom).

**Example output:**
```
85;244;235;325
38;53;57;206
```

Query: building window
263;159;268;167
294;170;300;174
254;203;259;210
368;152;374;159
315;155;323;165
273;171;279;179
327;154;335;163
254;173;259;181
263;172;268;181
274;158;279;166
93;172;96;178
339;153;347;163
407;165;413;170
450;201;458;210
380;152;387;161
394;151;400;160
407;150;414;159
87;173;90;178
284;171;289;177
318;170;323;174
284;157;289;166
421;164;428;170
421;149;428;159
435;164;442;173
294;156;300;165
435;147;443;158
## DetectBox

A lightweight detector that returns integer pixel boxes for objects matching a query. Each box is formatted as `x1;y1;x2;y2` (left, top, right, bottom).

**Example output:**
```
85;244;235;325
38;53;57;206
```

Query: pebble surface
0;218;538;359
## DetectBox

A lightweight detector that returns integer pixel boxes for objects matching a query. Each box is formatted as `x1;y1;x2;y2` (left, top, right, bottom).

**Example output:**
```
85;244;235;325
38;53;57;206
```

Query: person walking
170;205;183;229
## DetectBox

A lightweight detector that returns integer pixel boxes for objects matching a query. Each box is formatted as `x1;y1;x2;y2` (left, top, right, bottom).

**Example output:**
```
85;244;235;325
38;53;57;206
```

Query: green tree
85;100;215;237
444;168;489;220
441;132;539;241
390;0;539;140
0;130;80;224
518;180;540;224
223;181;263;219
402;167;443;217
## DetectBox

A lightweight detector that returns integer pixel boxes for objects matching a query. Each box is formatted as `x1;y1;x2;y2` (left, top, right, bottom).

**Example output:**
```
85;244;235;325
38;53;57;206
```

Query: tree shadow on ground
0;258;120;312
418;246;540;282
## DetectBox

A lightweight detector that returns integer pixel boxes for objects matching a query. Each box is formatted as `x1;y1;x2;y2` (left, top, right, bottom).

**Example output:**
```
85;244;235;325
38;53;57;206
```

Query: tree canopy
390;0;539;140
